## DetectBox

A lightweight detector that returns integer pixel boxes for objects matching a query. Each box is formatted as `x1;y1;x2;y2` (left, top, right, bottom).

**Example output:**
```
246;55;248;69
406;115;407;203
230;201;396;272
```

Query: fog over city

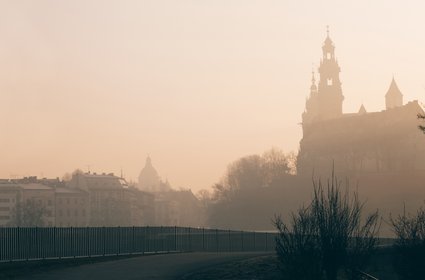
1;1;425;191
3;1;425;279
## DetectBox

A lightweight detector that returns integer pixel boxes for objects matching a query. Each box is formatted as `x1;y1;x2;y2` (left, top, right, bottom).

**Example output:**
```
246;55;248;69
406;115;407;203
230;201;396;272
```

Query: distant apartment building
0;169;200;227
154;190;204;227
55;187;89;227
0;183;19;226
0;181;55;227
20;183;56;227
68;172;155;226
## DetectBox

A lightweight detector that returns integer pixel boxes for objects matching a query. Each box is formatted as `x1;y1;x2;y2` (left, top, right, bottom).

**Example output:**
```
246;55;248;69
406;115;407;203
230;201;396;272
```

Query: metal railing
0;227;277;262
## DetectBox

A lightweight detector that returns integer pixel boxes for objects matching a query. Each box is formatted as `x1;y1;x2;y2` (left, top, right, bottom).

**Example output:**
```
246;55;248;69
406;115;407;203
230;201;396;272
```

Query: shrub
391;206;425;279
274;173;379;280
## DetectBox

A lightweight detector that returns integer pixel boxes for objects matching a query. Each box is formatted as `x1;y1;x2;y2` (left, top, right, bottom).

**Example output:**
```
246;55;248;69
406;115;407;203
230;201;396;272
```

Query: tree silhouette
391;205;425;279
274;173;379;280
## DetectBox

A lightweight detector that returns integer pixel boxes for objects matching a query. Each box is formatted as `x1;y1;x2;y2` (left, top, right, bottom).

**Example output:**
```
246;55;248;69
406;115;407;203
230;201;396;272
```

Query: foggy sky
0;0;424;190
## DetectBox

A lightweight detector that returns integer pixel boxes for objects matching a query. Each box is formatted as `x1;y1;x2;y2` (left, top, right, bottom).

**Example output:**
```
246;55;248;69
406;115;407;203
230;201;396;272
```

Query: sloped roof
386;78;403;97
358;104;367;114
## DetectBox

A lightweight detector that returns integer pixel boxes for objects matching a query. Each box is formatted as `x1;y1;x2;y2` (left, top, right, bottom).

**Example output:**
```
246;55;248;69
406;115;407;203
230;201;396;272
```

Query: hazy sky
1;1;424;191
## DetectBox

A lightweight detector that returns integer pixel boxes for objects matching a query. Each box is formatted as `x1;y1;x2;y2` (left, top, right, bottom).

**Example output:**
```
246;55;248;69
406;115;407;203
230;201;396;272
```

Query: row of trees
200;146;425;279
211;148;296;201
199;148;296;228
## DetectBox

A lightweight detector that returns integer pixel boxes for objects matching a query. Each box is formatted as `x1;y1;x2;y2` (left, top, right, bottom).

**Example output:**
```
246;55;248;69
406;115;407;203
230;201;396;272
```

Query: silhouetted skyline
1;1;425;190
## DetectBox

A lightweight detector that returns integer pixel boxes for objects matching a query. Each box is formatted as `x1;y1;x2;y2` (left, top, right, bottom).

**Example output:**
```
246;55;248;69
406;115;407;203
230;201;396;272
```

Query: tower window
327;52;331;59
327;78;333;86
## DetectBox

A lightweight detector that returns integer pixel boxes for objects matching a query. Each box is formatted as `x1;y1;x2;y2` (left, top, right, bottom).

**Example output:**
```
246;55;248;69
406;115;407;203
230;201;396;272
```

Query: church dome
138;156;161;192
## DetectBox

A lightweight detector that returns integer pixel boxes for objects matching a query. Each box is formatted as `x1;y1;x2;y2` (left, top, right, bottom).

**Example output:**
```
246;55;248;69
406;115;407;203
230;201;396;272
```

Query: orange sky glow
1;1;424;190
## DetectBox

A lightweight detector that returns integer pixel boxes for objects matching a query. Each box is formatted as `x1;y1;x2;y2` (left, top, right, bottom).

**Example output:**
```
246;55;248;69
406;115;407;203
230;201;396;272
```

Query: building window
58;198;62;204
327;78;333;86
82;209;86;217
0;199;10;203
48;200;52;206
75;210;78;217
67;209;70;217
66;198;70;204
327;52;331;59
0;207;10;211
0;216;10;220
58;210;63;217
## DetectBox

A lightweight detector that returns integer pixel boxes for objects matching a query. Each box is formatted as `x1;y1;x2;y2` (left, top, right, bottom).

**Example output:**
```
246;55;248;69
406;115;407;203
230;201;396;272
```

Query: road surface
15;252;273;280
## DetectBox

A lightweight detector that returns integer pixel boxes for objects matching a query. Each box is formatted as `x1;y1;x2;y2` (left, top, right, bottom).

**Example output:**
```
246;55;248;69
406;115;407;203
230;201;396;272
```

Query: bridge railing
0;227;277;262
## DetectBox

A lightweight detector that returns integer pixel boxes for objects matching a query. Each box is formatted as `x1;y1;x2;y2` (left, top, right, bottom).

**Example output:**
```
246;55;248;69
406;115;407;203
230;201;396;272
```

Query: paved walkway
18;252;273;280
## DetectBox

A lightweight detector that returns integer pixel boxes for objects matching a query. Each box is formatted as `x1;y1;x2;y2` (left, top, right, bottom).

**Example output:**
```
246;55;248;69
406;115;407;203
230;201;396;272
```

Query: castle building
297;30;425;176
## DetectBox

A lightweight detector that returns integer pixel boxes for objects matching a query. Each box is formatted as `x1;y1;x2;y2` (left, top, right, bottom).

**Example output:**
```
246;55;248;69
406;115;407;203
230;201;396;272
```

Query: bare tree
391;205;425;279
212;148;294;200
274;173;380;280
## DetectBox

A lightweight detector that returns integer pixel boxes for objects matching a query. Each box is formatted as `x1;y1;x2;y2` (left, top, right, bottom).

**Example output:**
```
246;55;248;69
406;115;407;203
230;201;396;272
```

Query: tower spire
303;29;343;123
385;77;403;109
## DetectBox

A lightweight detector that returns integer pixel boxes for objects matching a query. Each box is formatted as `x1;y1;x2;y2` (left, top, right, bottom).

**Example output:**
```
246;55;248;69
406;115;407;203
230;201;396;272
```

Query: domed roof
138;156;160;191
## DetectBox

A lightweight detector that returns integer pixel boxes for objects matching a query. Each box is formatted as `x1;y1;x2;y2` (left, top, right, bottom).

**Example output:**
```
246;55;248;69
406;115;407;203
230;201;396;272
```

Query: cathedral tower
302;70;319;124
303;28;344;124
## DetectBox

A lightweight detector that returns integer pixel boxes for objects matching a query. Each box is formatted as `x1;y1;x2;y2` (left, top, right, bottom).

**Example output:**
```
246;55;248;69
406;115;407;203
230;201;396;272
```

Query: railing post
228;229;231;252
146;226;149;254
71;227;75;258
188;227;191;252
216;229;218;253
160;226;164;252
202;227;205;251
102;227;106;256
35;227;39;259
117;226;121;256
174;226;177;252
132;226;135;255
86;227;90;257
253;231;256;251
